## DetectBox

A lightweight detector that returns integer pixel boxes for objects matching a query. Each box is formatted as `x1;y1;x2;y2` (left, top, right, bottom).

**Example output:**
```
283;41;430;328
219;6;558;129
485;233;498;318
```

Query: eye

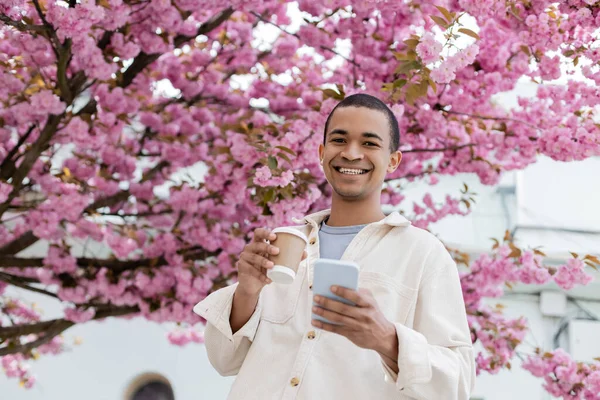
364;142;378;147
330;138;345;143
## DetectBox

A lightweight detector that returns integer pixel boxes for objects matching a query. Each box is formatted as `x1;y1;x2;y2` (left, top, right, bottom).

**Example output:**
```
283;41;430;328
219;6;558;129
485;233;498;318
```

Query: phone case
312;258;360;325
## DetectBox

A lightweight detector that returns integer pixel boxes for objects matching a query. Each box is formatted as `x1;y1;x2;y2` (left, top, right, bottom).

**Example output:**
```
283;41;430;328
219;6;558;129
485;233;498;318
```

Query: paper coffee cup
267;227;308;284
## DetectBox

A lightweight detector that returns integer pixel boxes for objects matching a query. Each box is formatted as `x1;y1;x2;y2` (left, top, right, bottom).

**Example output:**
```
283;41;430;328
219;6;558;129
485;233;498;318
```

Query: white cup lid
271;227;308;243
267;265;296;284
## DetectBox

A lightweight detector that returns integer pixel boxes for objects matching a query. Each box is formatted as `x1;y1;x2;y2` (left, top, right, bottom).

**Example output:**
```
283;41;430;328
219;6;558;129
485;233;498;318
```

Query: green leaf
321;88;344;101
585;261;598;271
393;79;408;89
372;32;384;41
427;78;437;93
405;84;420;105
430;15;449;29
395;60;421;75
263;188;275;203
381;83;394;92
533;249;547;257
275;145;296;156
267;156;277;169
458;28;480;40
416;79;429;97
278;152;293;165
435;6;455;24
403;38;420;49
393;52;416;61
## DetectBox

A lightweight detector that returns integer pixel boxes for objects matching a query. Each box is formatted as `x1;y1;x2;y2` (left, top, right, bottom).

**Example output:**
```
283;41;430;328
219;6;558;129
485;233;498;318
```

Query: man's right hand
236;228;279;296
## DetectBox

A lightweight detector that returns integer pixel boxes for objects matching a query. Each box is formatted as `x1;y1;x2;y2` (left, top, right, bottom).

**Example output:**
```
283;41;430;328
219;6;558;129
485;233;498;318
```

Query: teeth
339;168;366;175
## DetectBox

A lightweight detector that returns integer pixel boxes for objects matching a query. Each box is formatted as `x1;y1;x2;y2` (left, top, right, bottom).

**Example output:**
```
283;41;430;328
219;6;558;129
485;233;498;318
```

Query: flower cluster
523;349;600;400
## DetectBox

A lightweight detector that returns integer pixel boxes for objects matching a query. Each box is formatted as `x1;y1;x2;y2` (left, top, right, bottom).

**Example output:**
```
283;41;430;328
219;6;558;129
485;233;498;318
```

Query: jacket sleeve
193;283;263;376
381;245;476;399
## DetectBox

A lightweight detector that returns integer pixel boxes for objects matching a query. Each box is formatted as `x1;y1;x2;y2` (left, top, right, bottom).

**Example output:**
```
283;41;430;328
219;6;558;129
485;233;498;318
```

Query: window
124;372;174;400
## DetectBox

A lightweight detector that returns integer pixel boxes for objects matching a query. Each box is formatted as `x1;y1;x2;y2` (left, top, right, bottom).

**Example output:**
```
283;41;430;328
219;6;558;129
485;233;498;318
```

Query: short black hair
323;93;400;152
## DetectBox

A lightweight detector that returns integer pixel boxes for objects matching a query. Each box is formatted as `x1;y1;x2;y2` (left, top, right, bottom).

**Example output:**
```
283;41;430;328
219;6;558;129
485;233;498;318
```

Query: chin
332;187;366;200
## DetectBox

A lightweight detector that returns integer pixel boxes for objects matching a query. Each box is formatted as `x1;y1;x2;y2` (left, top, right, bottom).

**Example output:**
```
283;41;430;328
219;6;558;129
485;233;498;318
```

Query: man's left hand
311;286;397;357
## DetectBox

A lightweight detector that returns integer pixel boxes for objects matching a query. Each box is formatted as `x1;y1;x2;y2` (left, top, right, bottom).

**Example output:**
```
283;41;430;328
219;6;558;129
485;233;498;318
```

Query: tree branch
0;248;214;273
0;305;139;355
120;7;234;88
0;231;39;256
0;272;56;299
56;39;73;103
0;125;36;180
87;190;131;211
0;114;62;221
97;30;114;50
402;143;475;153
385;170;436;182
437;107;541;131
140;161;170;183
31;0;61;54
0;14;47;35
249;11;359;67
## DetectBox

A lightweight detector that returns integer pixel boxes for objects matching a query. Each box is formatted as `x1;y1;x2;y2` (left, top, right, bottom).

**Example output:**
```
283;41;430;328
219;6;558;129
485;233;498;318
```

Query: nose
340;143;364;161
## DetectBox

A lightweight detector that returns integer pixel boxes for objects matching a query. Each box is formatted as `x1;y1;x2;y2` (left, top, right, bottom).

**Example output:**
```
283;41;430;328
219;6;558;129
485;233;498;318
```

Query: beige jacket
193;209;475;399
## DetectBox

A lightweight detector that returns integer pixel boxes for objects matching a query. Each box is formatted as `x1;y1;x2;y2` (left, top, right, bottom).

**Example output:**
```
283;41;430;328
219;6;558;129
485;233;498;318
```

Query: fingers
252;228;276;243
312;305;357;327
247;241;279;257
331;286;371;307
313;295;360;317
311;318;343;333
238;259;272;284
240;250;274;270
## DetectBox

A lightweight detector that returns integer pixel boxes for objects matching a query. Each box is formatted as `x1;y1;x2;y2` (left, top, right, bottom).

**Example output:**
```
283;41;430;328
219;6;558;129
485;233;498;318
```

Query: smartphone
312;258;360;325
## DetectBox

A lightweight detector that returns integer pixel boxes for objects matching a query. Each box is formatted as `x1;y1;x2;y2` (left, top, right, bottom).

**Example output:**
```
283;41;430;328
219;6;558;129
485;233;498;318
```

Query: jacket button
309;237;316;245
290;377;300;386
307;331;316;340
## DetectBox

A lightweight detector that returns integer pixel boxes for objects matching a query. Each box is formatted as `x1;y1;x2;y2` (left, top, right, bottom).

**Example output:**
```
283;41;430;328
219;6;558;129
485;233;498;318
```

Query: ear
318;143;324;164
387;151;402;173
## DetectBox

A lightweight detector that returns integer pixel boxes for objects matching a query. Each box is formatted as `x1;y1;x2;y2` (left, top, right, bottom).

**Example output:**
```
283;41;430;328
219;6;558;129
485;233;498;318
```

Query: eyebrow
327;129;384;143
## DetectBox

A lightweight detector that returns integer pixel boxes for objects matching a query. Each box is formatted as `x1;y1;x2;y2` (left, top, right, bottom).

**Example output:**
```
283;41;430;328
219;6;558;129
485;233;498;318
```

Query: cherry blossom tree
1;0;600;396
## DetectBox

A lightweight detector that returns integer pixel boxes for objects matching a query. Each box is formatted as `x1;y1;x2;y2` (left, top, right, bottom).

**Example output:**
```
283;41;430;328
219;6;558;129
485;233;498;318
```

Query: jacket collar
293;209;411;228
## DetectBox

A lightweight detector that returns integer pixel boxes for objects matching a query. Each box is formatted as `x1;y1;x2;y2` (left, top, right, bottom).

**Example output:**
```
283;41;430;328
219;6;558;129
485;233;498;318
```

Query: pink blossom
0;182;12;203
416;33;443;64
430;59;457;84
254;166;273;187
30;90;66;115
64;307;96;323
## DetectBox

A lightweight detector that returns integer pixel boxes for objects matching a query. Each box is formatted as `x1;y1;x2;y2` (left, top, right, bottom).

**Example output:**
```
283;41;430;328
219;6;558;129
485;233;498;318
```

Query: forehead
327;106;390;144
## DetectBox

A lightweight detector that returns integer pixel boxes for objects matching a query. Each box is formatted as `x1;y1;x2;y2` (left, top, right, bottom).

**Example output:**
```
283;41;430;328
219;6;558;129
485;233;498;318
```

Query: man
193;94;475;399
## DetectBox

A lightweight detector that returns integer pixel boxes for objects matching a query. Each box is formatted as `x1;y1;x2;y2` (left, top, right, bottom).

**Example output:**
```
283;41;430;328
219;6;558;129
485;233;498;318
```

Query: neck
326;194;386;227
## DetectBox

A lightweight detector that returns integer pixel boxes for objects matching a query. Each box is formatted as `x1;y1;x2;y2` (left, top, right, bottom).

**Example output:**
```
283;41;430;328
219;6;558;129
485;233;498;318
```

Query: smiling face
319;106;402;202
